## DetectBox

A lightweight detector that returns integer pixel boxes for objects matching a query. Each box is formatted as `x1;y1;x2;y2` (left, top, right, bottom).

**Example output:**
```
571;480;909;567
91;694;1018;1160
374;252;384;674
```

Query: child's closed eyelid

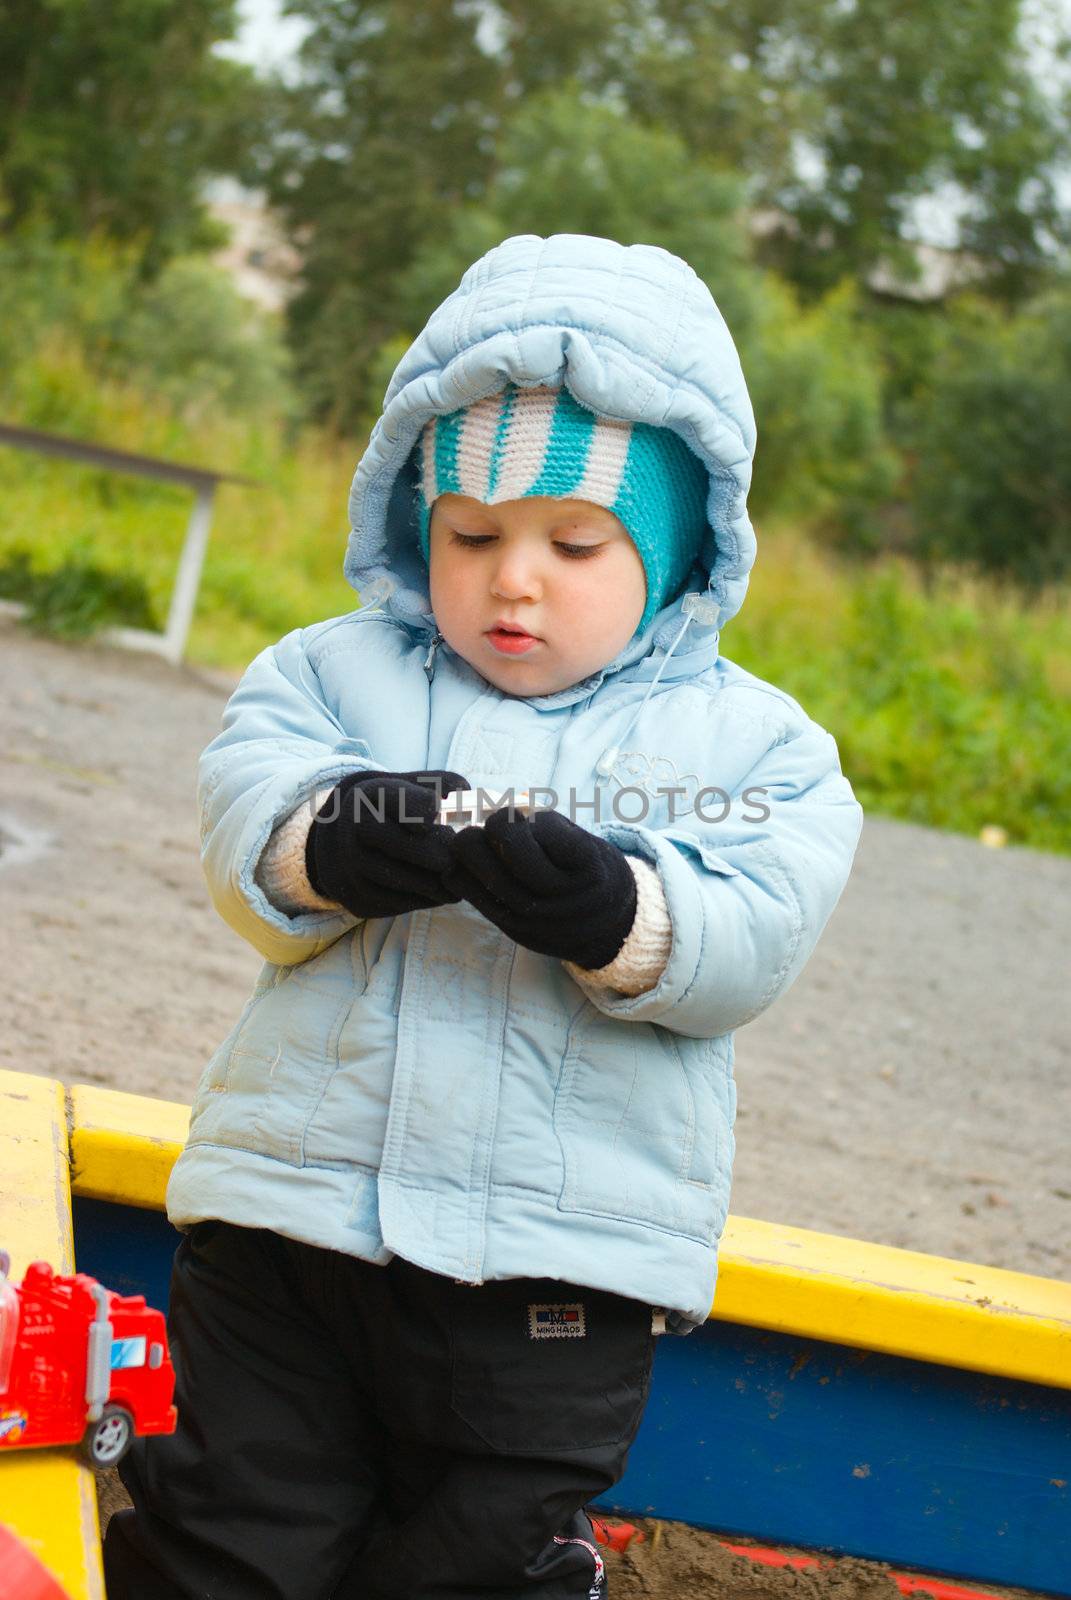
554;541;605;559
445;528;604;557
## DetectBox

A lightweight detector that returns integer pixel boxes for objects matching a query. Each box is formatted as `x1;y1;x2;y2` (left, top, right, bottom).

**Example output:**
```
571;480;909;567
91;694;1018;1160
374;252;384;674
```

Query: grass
0;414;357;668
0;543;157;637
730;524;1070;854
1;382;1067;855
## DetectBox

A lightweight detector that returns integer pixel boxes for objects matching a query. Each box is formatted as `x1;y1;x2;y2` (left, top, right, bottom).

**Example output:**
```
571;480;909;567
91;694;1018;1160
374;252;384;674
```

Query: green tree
741;278;899;532
0;228;292;431
264;0;705;420
392;90;752;332
269;0;1069;428
631;0;1068;302
910;288;1071;585
623;0;828;219
379;93;895;538
260;0;505;421
0;0;257;270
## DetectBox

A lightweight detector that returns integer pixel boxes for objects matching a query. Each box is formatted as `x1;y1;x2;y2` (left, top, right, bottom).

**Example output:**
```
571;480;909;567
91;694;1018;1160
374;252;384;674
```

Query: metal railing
0;422;257;664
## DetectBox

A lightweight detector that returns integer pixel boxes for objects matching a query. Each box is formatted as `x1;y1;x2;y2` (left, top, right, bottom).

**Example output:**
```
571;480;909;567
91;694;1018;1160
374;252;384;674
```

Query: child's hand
445;808;638;969
306;770;469;919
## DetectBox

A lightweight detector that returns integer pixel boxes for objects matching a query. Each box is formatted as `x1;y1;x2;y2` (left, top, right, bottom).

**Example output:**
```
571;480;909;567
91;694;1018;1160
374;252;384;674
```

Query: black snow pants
103;1221;656;1600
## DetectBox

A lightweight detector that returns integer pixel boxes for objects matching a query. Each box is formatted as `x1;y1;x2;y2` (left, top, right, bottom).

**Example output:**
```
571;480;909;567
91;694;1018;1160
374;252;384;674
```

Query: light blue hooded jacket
167;234;863;1329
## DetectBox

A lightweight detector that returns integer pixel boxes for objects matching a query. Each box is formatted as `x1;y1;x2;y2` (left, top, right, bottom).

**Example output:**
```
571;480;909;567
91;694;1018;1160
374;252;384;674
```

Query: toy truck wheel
81;1404;134;1467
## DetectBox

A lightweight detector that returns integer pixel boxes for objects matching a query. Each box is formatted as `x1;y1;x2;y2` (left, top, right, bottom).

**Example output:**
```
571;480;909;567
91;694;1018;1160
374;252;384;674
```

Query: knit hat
415;383;709;630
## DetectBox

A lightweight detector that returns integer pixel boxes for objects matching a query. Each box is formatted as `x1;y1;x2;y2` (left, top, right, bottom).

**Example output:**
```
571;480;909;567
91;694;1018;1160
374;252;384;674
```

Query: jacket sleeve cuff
254;786;343;915
565;855;672;998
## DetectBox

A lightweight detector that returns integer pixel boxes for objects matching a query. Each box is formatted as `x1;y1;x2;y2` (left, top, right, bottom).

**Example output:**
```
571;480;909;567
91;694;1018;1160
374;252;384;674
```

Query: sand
603;1521;1039;1600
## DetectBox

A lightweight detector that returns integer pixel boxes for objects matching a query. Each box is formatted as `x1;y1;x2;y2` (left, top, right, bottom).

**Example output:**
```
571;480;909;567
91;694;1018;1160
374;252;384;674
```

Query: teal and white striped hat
416;383;709;630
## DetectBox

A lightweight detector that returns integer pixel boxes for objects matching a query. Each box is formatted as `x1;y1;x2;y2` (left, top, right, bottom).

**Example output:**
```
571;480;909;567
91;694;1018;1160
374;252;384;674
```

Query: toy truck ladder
83;1288;112;1425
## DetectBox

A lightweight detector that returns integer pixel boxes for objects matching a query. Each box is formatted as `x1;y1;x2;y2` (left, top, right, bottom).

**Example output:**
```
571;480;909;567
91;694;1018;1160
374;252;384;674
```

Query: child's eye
554;541;603;560
450;531;497;549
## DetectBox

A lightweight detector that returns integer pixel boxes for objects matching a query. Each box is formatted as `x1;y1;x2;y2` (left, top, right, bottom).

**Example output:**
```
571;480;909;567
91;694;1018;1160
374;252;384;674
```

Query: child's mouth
486;623;540;656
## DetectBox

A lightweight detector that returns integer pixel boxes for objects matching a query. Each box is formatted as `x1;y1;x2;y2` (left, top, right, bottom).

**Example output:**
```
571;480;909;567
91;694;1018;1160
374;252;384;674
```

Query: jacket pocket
300;926;400;1170
190;964;284;1102
449;1276;654;1454
191;932;367;1166
661;828;742;877
553;1006;732;1241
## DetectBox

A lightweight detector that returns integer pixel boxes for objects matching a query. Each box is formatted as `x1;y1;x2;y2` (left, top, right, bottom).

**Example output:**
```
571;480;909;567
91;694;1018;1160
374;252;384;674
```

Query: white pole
163;483;215;664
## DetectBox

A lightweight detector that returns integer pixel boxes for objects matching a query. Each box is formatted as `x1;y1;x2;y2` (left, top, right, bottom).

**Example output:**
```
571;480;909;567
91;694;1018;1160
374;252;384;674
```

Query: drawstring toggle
681;592;720;626
361;575;395;610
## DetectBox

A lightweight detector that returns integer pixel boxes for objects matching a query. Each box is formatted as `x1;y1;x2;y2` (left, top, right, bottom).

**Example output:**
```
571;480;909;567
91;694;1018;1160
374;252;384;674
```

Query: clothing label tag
528;1302;586;1339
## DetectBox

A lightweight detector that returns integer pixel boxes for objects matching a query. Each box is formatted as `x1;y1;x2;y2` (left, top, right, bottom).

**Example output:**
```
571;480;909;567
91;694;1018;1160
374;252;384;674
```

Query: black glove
306;769;469;919
445;807;637;969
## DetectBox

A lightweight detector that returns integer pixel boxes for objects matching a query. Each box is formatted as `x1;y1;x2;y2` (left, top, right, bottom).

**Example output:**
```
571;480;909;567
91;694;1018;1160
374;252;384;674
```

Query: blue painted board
74;1196;177;1321
73;1199;1070;1595
600;1319;1071;1596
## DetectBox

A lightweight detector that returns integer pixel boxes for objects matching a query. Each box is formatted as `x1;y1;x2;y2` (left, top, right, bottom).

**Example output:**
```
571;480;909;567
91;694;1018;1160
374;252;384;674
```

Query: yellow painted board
714;1215;1071;1392
63;1076;1071;1393
0;1071;72;1277
0;1070;105;1600
68;1083;189;1210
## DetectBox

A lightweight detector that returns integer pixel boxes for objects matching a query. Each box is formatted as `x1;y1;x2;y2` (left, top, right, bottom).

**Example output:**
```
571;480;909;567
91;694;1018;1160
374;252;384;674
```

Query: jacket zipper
423;631;443;682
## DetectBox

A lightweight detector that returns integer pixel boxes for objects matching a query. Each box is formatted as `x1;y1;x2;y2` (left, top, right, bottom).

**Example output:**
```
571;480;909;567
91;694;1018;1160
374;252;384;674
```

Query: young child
105;232;862;1599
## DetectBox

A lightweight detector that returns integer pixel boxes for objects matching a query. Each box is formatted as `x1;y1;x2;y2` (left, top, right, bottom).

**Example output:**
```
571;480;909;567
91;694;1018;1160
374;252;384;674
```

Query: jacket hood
344;233;757;669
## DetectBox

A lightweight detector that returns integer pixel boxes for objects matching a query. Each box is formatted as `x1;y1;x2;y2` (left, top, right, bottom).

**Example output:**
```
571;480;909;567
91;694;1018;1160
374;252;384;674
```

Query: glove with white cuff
305;769;469;919
445;807;641;971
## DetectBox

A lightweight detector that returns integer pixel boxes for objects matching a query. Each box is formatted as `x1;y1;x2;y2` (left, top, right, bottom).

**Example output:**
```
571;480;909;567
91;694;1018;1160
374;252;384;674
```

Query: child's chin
480;656;577;697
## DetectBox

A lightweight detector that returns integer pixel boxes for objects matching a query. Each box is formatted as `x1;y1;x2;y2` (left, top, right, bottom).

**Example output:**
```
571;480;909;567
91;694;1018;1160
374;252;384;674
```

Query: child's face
429;493;647;696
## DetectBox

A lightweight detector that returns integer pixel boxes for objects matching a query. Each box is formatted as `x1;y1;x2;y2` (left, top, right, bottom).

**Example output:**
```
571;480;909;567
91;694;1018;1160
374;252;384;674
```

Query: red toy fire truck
0;1249;176;1467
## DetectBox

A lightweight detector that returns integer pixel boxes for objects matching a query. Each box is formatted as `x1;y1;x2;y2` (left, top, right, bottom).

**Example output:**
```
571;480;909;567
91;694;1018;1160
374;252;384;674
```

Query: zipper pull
423;631;443;682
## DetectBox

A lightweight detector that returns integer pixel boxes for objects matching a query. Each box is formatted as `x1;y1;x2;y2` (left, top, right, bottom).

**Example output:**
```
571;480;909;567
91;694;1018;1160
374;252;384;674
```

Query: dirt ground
2;620;1068;1599
604;1521;1038;1600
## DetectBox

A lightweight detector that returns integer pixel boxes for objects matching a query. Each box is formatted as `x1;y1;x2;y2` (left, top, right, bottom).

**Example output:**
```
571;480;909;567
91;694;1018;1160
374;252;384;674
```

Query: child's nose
490;550;542;602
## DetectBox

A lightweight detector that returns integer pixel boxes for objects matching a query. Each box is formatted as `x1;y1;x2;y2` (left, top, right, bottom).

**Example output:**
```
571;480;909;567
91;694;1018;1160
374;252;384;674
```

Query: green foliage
624;0;827;210
117;258;294;420
834;571;1070;851
0;230;129;372
737;277;899;534
910;289;1071;585
391;99;896;540
0;229;294;430
272;66;759;426
483;91;748;304
766;0;1066;301
267;0;1069;320
1;1;1067;849
360;333;421;432
854;297;953;427
2;282;1067;852
631;0;1069;303
264;0;1069;448
0;0;259;271
391;89;752;332
0;543;157;638
263;0;504;420
485;0;646;97
266;3;763;421
0;232;314;649
730;532;1071;854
